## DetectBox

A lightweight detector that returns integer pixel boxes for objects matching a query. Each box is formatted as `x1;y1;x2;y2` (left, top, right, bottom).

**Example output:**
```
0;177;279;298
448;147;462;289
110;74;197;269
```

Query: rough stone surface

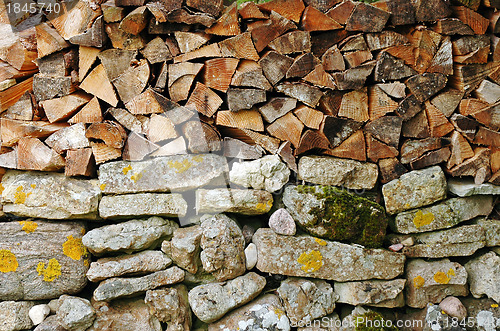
296;313;341;331
448;178;500;197
229;155;290;192
208;294;290;331
461;297;500;331
474;218;500;247
0;301;34;331
82;217;178;255
465;251;500;303
0;221;89;301
269;208;296;236
86;250;172;282
45;123;89;153
196;188;273;215
382;166;447;214
298;156;378;190
334;279;406;308
391;195;494;234
57;295;96;331
406;259;468;308
245;243;257;270
93;266;185;301
33;315;65;331
200;214;246;281
277;277;338;325
439;296;467;320
424;304;462;331
98;193;188;219
161;225;202;274
283;185;388;247
145;285;191;330
253;228;405;281
188;272;266;323
1;171;101;219
98;154;228;194
29;304;50;326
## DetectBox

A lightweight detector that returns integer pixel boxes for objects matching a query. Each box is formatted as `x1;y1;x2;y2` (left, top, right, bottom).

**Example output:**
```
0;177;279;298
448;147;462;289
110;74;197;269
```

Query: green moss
355;312;398;331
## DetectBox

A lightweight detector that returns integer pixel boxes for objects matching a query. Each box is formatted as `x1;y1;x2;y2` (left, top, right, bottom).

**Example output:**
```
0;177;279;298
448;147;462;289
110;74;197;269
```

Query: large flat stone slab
334;279;406;308
448;178;500;197
229;155;290;192
465;251;500;303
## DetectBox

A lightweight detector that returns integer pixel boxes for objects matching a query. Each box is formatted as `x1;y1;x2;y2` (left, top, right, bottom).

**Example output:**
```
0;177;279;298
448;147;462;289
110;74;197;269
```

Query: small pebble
389;243;404;252
245;243;258;270
439;296;467;320
29;304;50;325
269;208;296;236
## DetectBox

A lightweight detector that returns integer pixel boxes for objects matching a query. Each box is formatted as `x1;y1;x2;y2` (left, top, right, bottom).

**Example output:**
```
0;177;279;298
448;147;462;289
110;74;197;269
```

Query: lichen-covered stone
145;285;191;330
391;195;494;234
465;251;500;303
406;259;468;309
207;294;290;331
253;228;405;281
298;155;378;189
283;185;388;248
56;295;95;331
334;279;406;308
98;154;228;194
161;225;202;274
1;171;100;219
474;218;500;247
277;278;338;325
340;306;396;331
86;250;172;282
0;301;34;331
93;266;185;302
447;178;500;197
0;221;89;301
229;155;290;192
382;166;447;214
196;188;273;215
98;193;188;219
82;217;178;255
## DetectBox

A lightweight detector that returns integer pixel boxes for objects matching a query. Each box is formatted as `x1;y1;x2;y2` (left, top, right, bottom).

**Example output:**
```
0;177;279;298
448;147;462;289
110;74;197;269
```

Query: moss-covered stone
283;185;389;248
355;311;398;331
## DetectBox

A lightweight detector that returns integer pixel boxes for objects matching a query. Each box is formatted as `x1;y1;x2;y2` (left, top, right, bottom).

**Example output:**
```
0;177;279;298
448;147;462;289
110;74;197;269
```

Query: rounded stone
439;296;467;320
269;208;296;236
29;304;51;325
245;243;258;270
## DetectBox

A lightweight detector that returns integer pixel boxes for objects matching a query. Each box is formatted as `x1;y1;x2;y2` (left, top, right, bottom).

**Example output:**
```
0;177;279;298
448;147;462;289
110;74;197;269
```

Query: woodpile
1;0;500;185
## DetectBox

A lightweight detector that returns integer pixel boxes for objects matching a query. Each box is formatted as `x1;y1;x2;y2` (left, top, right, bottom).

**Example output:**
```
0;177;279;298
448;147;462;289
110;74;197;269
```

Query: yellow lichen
0;183;4;194
30;184;36;189
99;184;106;191
314;238;327;246
63;235;87;261
37;258;61;282
413;276;425;289
434;271;450;284
492;304;499;308
122;164;132;175
130;172;143;183
297;250;323;273
413;210;434;228
19;221;37;234
447;268;455;276
14;186;27;204
192;155;204;163
0;249;18;273
273;307;284;319
168;159;193;173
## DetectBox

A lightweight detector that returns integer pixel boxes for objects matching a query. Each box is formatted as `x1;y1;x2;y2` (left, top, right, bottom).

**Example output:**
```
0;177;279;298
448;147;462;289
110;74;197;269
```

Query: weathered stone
196;188;273;215
334;279;406;308
391;195;494;234
406;259;468;308
283;185;388;248
297;313;341;331
387;225;486;258
0;301;34;331
229;155;290;192
245;243;257;270
474;218;500;247
199;214;246;281
86;250;172;282
465;251;500;303
0;221;89;301
29;304;50;325
98;154;228;194
461;297;500;331
298;156;378;190
277;278;338;325
82;217;178;255
253;228;405;281
382;166;447;214
188;272;266;323
269;208;296;236
45;123;90;154
448;178;500;197
208;294;290;331
145;285;191;330
57;295;95;331
1;171;101;219
424;304;463;331
340;306;392;331
98;193;188;219
34;315;65;331
93;266;185;302
89;297;162;331
439;297;467;320
162;225;202;274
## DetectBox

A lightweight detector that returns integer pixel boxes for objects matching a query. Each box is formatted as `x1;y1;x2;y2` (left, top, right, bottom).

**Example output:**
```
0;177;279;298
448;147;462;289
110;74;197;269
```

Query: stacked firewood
0;0;499;185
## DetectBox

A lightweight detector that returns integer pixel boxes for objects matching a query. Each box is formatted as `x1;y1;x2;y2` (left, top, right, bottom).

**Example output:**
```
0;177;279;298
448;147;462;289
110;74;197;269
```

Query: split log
366;31;409;51
238;2;267;19
327;0;356;25
296;129;330;155
204;58;239;93
2;91;33;121
223;137;264;160
452;35;490;64
69;16;107;48
205;2;240;36
108;107;145;133
251;11;297;52
286;53;320;79
276;82;323;107
48;1;102;40
268;31;311;55
294;104;324;129
325;129;366;161
311;29;350;57
277;141;298;172
474;126;500;147
182;121;221;153
151;136;187;157
120;6;148;35
491;148;500;173
365;116;403;147
409;28;442;73
400;137;445;164
166;8;216;27
318;90;343;116
339;34;368;52
447;130;474;169
227;88;266;112
406;73;447;102
219;32;260;61
259;97;297;123
332;61;375;90
1;118;68;147
322;115;363;148
338;88;369;122
459;98;500;130
430;88;464;117
450;62;500;93
303;64;336;89
368;85;399;120
185;82;223;117
345;2;390;33
140;37;171;64
452;6;488;35
410;147;451;169
90;141;122;164
377;82;406;99
366;133;399;162
231;60;272;91
168;62;204;102
0;61;37;83
186;0;223;17
79;64;119;107
175;32;210;54
216;110;265;132
41;92;92;123
102;0;126;22
173;42;222;63
44;123;90;154
0;149;17;169
450;113;479;141
259;51;294;86
301;6;341;31
78;46;100;82
385;45;416;67
344;50;373;68
35;23;70;59
258;0;305;23
86;121;127;148
0;77;34;112
17;137;65;171
321;45;345;72
222;128;281;154
32;74;75;102
105;23;146;50
68;97;102;124
122;132;159;161
112;59;150;104
65;148;96;177
425;101;454;137
378;157;407;183
374;52;416;82
124;89;168;115
402;110;430;138
395;94;422;121
474;80;500;104
414;0;451;22
266;112;304;148
98;49;138;81
447;147;491;179
426;36;453;75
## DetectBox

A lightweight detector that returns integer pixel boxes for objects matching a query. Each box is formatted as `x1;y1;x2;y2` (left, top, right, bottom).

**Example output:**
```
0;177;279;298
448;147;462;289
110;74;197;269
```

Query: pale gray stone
253;228;405;281
98;154;228;194
208;294;290;331
474;218;500;247
86;250;172;282
33;315;65;331
98;193;188;219
298;155;378;190
93;266;185;302
245;243;257;270
382;166;447;214
196;188;273;215
439;297;467;320
406;259;468;308
424;304;464;331
29;304;50;325
161;225;202;274
277;278;338;325
57;295;95;331
82;217;178;255
465;251;500;303
269;208;296;236
0;301;34;331
1;171;101;219
448;178;500;197
229;155;290;192
145;285;191;330
391;195;494;234
0;221;89;301
334;279;406;308
461;297;500;331
188;272;266;323
45;123;90;154
259;97;297;122
297;313;341;331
